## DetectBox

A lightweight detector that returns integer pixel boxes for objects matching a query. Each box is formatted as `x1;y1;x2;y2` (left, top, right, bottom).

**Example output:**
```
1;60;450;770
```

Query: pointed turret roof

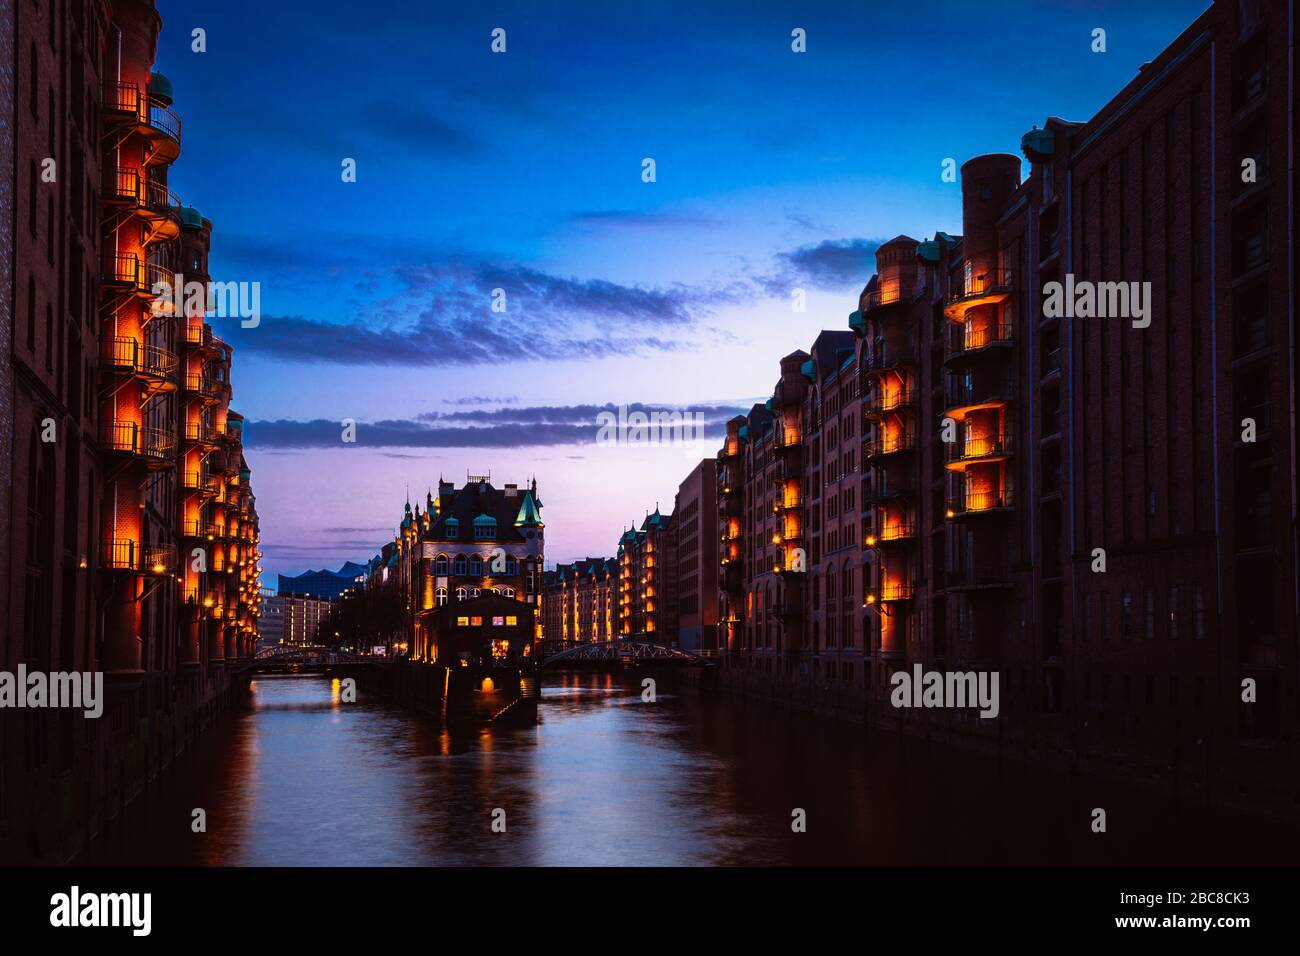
515;490;544;528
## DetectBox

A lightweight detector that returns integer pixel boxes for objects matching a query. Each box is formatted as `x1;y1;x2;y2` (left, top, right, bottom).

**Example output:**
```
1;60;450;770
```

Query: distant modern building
277;561;368;600
268;593;334;646
258;587;284;647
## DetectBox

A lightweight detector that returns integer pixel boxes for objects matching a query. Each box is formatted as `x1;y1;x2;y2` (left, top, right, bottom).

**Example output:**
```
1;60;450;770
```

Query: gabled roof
424;480;534;543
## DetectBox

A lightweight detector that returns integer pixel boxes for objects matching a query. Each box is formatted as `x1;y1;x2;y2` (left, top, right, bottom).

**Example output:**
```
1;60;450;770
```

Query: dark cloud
223;259;733;366
770;238;883;291
443;395;520;406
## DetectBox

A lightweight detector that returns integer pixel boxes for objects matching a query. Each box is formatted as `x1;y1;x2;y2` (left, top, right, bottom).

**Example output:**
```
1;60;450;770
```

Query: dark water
83;672;1299;866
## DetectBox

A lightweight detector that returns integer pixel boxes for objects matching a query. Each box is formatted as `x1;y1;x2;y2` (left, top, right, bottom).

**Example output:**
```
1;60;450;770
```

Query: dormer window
473;513;497;540
444;517;460;539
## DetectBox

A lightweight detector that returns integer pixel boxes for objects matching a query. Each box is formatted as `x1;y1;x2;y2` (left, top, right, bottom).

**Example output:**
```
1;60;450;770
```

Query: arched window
435;587;447;607
505;556;517;576
502;587;515;599
470;587;481;598
434;554;448;576
453;554;467;576
455;587;467;601
469;555;482;576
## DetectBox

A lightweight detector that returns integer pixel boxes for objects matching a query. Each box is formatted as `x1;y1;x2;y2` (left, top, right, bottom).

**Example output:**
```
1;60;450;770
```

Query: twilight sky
153;0;1208;580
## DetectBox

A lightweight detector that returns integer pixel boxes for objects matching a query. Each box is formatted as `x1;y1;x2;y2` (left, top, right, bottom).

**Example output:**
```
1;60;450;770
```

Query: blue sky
154;0;1209;578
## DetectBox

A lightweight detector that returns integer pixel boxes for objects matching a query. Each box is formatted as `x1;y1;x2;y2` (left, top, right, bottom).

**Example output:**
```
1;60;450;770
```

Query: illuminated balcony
947;487;1015;519
946;431;1014;470
101;538;139;571
944;267;1014;320
102;336;180;395
142;545;177;575
864;428;915;460
777;487;803;511
879;581;914;602
945;320;1014;365
101;253;147;293
775;425;803;450
862;383;913;417
943;376;1013;420
100;420;175;467
183;373;221;404
862;285;906;314
102;81;182;166
877;516;915;543
183;323;223;356
183;418;221;448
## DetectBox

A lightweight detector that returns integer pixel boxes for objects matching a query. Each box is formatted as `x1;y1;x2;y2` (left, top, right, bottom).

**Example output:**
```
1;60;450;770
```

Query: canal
83;671;1298;866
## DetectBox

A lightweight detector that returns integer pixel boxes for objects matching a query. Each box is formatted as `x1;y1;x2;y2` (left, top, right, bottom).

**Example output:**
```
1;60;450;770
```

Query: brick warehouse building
718;0;1298;812
1;0;261;863
543;458;720;652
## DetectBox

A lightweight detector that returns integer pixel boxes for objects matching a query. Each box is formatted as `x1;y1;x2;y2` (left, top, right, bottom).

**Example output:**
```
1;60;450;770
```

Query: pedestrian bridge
233;645;382;674
538;639;707;668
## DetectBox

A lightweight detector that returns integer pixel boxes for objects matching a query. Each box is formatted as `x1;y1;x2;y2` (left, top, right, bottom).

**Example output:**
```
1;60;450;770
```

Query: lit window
492;616;505;626
470;616;482;627
506;615;518;626
456;616;469;627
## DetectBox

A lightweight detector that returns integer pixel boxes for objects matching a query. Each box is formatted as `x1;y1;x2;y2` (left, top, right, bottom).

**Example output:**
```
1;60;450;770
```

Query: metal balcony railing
865;429;915;458
137;425;174;461
880;581;914;602
140;344;178;379
863;383;914;416
101;419;138;453
948;268;1014;306
142;545;176;574
102;538;140;570
105;166;140;203
949;487;1015;515
102;253;144;290
944;377;1014;412
948;432;1013;463
103;82;143;117
148;102;182;145
863;286;905;311
950;321;1014;355
879;518;915;542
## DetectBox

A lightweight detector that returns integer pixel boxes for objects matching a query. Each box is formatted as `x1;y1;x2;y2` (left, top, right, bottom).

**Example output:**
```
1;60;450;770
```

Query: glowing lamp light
946;508;956;519
865;593;877;606
865;534;878;548
203;597;214;608
152;562;165;574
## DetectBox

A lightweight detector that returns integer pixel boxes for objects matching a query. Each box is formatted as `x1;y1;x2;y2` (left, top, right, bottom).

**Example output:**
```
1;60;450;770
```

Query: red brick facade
718;0;1298;810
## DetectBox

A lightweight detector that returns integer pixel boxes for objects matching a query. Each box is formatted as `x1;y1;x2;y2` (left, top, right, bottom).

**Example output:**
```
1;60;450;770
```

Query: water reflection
82;672;1300;866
